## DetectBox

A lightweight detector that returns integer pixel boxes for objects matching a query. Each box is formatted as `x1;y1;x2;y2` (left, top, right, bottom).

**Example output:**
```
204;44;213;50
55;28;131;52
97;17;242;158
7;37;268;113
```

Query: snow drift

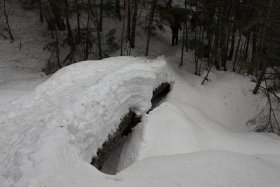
117;102;280;171
0;56;173;186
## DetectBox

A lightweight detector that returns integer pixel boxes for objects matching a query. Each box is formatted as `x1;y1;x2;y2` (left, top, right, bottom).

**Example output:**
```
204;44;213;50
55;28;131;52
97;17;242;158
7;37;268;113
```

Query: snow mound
117;102;280;171
0;56;173;186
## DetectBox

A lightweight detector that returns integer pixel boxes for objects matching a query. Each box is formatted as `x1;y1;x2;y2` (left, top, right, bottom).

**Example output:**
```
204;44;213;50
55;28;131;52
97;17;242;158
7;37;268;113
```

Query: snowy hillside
0;5;49;105
1;1;280;186
1;55;280;187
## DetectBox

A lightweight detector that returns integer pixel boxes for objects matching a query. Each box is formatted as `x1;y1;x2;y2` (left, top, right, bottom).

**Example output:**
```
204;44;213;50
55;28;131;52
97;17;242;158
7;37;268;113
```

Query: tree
130;0;139;48
3;0;14;40
145;0;157;56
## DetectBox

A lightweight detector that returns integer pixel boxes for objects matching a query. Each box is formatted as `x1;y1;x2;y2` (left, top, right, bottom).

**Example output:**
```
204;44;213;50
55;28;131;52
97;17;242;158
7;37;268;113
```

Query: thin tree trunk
75;0;81;42
3;0;14;41
100;0;103;32
93;0;103;59
64;0;75;52
194;21;199;75
202;63;213;85
251;31;257;75
244;33;251;61
253;0;274;94
85;0;91;60
233;34;241;72
253;65;266;94
145;0;157;56
120;0;127;56
38;0;43;22
126;0;131;42
228;24;236;61
194;0;200;74
179;24;186;67
130;0;139;48
55;31;62;69
115;0;121;21
185;0;188;52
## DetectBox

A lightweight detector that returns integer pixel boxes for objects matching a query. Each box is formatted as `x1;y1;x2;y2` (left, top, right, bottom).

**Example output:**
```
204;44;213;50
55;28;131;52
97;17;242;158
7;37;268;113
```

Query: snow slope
120;151;280;187
0;56;172;186
115;49;280;174
13;150;280;187
117;102;280;171
1;42;280;187
1;2;280;186
0;4;49;105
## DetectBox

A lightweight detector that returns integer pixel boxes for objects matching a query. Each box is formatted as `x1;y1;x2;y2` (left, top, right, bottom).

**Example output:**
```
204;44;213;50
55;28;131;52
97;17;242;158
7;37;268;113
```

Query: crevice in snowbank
91;83;171;171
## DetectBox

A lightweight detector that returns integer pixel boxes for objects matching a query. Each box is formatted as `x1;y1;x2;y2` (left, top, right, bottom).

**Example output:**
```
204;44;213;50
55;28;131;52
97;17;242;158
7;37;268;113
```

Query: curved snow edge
91;83;171;170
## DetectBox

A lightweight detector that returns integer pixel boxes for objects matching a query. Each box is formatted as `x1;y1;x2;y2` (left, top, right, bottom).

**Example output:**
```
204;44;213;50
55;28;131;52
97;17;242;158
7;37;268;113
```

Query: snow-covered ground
117;68;280;171
0;5;49;105
1;55;280;187
1;3;280;187
0;56;172;186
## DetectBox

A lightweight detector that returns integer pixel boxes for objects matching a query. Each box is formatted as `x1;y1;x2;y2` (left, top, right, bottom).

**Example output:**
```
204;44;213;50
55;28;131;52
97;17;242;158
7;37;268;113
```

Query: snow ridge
0;56;173;186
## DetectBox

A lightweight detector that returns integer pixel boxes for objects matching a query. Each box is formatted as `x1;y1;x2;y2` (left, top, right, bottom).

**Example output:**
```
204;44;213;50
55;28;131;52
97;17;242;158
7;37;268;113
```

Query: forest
3;0;277;134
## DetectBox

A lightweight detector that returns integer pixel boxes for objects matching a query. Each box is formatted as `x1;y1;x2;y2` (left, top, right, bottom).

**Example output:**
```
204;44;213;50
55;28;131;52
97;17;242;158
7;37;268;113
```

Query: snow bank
0;56;173;186
115;59;280;182
117;102;280;171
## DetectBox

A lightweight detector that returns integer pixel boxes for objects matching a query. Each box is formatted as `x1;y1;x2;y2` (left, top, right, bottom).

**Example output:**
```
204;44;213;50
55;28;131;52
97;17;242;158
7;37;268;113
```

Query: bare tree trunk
115;0;121;21
252;31;257;63
179;24;186;67
185;0;188;52
247;31;257;75
93;0;103;59
253;65;266;94
228;28;236;61
194;0;199;75
244;33;251;61
228;1;237;61
120;0;127;55
145;0;157;56
64;0;75;52
3;0;14;41
253;0;274;94
75;0;81;42
126;0;131;42
55;31;62;69
130;0;139;48
202;63;213;85
100;0;103;32
233;34;241;72
85;0;91;60
0;32;7;39
38;0;44;22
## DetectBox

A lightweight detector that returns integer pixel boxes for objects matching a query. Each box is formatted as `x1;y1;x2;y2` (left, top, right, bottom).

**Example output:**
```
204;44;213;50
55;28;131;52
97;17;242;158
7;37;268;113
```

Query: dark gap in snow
91;111;141;170
101;135;130;174
150;83;171;111
91;83;171;173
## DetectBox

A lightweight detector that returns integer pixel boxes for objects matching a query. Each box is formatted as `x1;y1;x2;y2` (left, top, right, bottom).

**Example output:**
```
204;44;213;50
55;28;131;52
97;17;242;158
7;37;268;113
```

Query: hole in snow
91;83;171;174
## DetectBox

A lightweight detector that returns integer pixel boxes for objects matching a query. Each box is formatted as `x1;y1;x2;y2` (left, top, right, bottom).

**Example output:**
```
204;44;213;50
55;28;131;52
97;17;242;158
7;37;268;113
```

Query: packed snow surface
1;56;280;187
0;56;173;186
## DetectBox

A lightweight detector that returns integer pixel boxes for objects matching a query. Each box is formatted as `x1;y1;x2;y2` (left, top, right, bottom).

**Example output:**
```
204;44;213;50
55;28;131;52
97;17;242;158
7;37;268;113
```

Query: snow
0;56;172;186
0;6;49;105
1;49;280;187
117;102;280;171
120;151;280;187
1;3;280;187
